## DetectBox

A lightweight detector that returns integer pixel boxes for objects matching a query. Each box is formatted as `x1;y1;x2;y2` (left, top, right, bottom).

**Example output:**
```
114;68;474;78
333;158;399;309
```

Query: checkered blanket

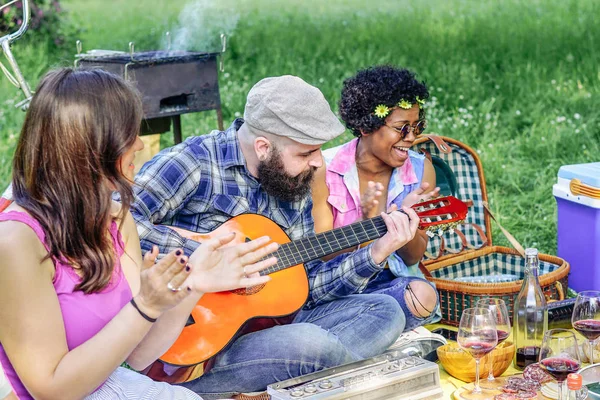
430;252;560;280
418;139;488;259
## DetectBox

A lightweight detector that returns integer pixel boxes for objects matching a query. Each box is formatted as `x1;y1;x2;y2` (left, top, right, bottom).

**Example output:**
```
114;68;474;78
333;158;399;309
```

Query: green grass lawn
1;0;599;253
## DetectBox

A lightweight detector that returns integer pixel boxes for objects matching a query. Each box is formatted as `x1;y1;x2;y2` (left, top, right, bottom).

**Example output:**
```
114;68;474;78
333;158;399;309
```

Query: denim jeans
362;269;440;331
179;294;403;397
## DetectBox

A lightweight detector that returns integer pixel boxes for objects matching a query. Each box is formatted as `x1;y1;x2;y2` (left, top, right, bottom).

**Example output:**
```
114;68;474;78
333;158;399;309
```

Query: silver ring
167;281;182;292
243;266;248;278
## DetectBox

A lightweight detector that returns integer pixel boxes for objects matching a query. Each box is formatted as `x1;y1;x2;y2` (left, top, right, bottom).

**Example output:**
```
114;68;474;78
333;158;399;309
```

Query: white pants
0;365;12;400
84;367;202;400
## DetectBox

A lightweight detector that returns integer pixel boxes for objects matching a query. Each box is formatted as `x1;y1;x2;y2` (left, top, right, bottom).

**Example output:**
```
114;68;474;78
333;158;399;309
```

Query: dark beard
257;150;316;203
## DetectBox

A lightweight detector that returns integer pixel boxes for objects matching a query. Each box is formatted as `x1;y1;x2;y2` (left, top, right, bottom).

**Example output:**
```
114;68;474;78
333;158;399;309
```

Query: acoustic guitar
145;196;468;383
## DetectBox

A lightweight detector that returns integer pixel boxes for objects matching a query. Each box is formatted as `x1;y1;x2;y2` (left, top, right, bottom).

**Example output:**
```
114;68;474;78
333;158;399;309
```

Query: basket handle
420;134;452;154
482;201;526;258
546;281;565;303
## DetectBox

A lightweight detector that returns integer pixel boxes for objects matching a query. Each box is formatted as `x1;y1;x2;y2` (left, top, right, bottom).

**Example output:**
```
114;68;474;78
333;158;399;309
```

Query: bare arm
0;221;188;400
310;163;355;261
394;157;437;265
118;212;201;370
311;163;334;235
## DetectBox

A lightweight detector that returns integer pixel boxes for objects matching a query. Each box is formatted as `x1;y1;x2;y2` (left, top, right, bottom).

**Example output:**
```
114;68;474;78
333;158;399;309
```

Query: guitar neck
260;216;387;275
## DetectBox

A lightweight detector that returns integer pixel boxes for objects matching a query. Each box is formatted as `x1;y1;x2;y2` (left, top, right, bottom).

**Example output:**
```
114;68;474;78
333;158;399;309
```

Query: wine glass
476;298;511;385
457;307;498;399
571;290;600;364
538;329;581;400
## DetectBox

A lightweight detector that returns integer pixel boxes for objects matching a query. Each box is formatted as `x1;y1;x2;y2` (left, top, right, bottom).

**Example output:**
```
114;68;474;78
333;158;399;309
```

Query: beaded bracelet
130;298;157;323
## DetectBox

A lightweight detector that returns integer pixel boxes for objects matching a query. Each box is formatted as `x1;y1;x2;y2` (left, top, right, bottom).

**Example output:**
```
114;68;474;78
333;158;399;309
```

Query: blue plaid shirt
131;119;385;308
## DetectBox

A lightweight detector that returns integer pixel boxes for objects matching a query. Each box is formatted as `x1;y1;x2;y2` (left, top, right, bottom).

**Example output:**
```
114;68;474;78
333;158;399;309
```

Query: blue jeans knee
363;270;440;331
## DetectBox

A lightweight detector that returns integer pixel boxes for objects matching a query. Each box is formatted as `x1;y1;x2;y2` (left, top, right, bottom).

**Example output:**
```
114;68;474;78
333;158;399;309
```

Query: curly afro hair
339;65;429;137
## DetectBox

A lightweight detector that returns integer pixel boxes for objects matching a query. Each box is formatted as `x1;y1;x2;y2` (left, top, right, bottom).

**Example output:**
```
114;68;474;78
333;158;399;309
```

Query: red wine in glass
515;346;540;369
539;357;580;382
571;290;600;365
573;319;600;341
475;298;511;384
463;340;496;359
457;308;498;398
497;330;509;344
539;329;581;400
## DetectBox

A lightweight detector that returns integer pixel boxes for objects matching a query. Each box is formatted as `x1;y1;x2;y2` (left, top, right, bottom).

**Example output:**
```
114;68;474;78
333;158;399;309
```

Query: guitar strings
259;217;388;274
259;213;460;275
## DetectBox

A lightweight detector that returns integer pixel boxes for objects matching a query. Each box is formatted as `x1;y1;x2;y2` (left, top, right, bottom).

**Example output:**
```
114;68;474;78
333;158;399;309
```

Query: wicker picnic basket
414;135;569;326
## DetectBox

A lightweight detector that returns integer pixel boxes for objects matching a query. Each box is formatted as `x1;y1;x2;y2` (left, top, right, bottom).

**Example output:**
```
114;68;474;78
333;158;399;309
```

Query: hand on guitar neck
356;181;443;265
370;206;420;265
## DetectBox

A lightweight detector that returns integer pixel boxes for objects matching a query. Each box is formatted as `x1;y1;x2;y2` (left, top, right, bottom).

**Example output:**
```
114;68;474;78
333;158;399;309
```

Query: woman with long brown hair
0;68;277;400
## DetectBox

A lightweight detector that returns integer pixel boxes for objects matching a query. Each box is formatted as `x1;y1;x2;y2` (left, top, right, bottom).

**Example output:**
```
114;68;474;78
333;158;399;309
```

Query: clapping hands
134;235;278;318
185;233;278;293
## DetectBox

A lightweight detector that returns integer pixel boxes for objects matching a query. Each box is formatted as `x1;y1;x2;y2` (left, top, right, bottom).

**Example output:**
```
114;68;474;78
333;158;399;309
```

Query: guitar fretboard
259;216;388;275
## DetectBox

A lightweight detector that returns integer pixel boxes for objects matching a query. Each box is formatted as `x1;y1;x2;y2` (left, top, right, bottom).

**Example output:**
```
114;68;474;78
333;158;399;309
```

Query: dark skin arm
311;163;351;261
394;157;437;265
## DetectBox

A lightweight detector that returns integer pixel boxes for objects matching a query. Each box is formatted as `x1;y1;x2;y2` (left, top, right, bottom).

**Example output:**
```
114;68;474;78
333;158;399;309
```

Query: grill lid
76;50;220;65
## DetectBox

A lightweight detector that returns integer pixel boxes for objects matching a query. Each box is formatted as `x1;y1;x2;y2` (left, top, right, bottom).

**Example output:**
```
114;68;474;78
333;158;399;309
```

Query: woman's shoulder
0;217;41;245
0;206;44;244
322;143;344;165
0;213;50;276
322;138;358;166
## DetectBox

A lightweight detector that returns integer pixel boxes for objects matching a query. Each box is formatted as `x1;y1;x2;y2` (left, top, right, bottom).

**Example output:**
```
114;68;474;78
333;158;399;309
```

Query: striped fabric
84;367;202;400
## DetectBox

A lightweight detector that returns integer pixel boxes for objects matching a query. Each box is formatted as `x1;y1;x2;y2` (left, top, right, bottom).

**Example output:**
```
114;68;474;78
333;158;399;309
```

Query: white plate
580;363;600;399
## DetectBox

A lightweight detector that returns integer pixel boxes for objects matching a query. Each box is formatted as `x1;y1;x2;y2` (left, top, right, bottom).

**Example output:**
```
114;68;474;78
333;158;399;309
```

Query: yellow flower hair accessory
416;96;426;106
373;104;390;118
397;99;413;110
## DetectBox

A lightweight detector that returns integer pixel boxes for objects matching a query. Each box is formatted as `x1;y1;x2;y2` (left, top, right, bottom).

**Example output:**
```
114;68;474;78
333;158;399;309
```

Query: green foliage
0;0;77;50
1;0;599;254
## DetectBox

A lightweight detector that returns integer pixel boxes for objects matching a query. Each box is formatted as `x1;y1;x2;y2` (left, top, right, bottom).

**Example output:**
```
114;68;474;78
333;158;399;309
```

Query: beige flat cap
244;75;345;145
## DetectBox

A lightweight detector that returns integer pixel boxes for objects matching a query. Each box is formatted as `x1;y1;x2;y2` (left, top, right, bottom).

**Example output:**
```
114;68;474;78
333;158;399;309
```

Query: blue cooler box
553;162;600;292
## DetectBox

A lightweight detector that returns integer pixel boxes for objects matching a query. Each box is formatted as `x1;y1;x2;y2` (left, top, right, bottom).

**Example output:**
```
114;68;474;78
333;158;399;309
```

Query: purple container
553;163;600;292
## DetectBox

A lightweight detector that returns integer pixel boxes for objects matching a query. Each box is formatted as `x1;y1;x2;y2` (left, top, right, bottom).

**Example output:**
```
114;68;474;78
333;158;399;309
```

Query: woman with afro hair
312;65;440;332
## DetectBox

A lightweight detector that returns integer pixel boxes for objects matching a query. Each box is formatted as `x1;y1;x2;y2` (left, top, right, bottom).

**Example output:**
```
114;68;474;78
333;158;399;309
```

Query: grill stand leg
172;115;182;144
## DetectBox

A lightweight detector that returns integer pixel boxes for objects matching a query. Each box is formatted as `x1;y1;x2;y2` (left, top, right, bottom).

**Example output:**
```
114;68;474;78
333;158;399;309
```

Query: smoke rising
163;0;240;52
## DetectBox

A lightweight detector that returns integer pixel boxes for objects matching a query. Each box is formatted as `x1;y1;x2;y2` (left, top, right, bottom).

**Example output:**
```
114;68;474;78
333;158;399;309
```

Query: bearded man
130;75;420;397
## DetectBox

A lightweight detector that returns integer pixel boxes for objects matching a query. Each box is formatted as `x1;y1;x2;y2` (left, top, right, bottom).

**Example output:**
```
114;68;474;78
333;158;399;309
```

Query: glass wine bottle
513;248;548;370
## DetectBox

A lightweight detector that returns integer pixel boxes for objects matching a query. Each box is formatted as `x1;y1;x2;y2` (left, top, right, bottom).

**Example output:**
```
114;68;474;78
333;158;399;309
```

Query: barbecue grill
75;37;226;143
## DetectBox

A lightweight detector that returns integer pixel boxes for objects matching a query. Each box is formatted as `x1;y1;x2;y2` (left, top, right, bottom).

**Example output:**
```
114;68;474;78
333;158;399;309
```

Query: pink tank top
0;211;133;399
